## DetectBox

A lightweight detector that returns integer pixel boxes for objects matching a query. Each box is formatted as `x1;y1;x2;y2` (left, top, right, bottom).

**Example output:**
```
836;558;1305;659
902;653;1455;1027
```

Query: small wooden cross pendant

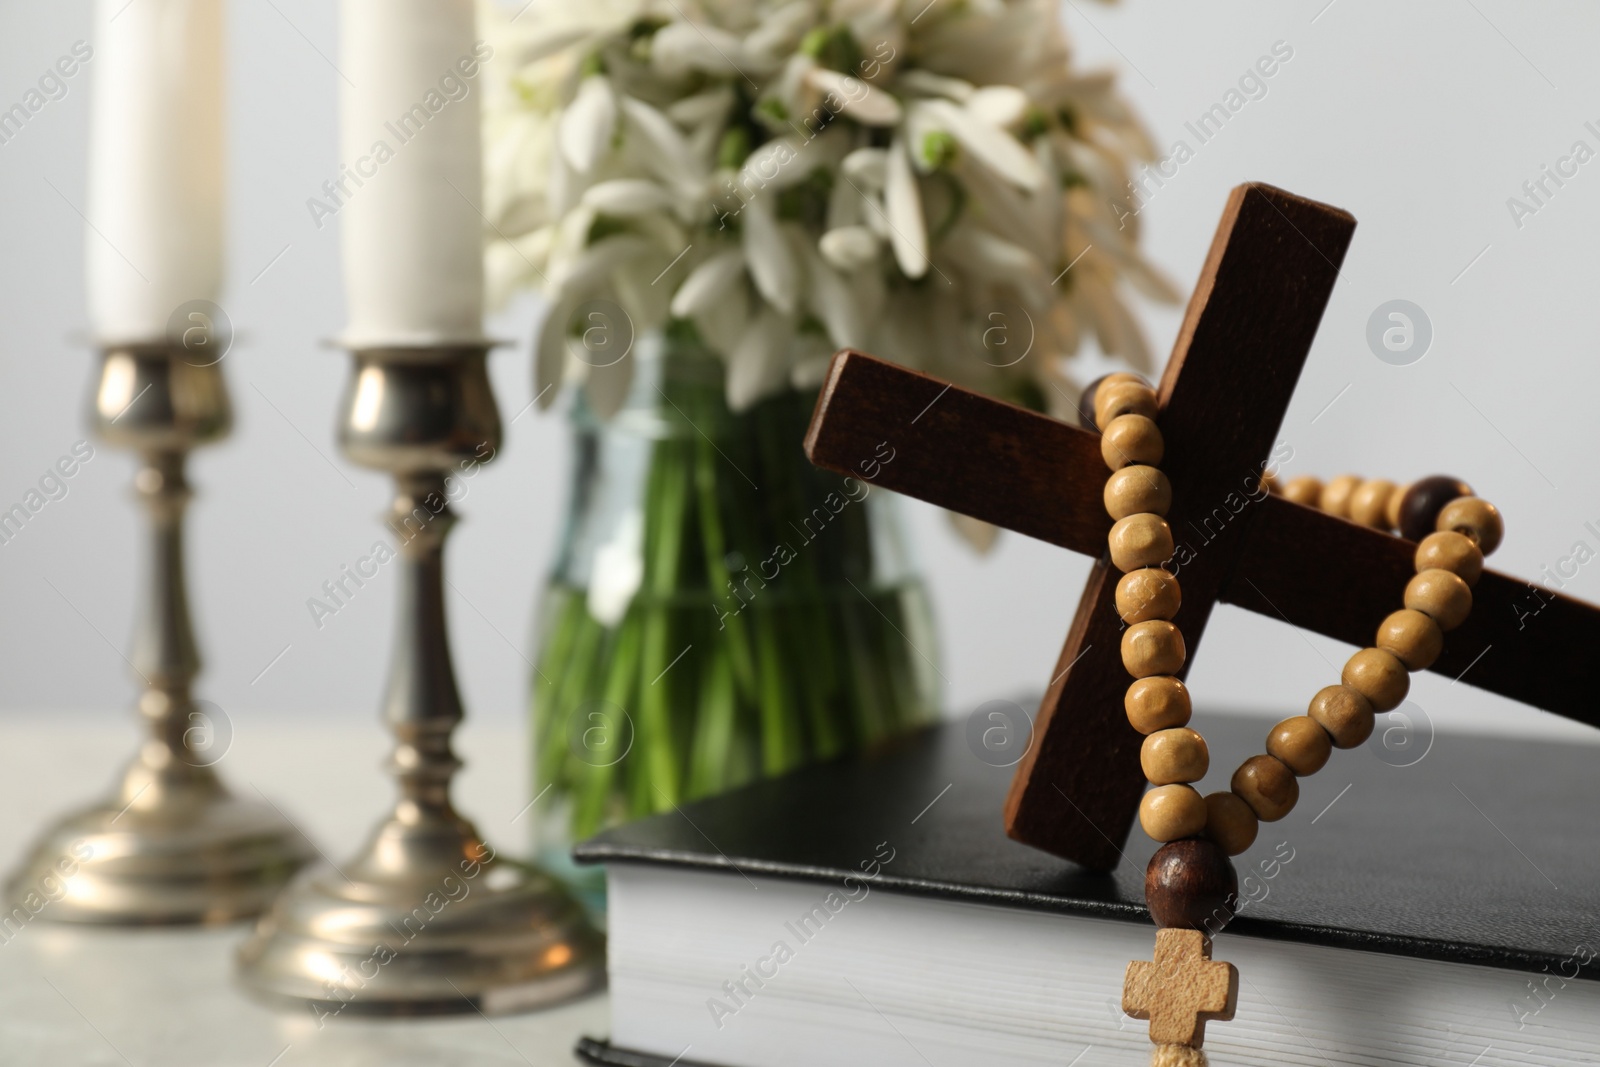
1124;929;1239;1048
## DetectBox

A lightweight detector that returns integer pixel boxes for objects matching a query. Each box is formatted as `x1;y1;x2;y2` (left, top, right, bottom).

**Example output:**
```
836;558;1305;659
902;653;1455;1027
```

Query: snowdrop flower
483;0;1175;544
818;226;879;272
559;76;616;173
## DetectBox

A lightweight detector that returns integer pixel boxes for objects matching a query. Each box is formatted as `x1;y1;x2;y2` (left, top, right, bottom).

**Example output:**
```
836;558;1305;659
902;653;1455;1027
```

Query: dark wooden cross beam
804;182;1600;871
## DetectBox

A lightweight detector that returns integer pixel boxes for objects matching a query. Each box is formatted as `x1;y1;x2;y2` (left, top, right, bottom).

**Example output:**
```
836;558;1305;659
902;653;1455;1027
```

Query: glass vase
530;325;938;907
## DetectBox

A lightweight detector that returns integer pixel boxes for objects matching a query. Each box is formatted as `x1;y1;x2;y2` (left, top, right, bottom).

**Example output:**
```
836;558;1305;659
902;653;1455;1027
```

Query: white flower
818;226;879;272
484;0;1175;482
801;239;869;352
559;75;615;174
652;21;749;78
802;66;902;126
581;179;674;217
883;134;928;279
840;146;886;186
618;96;704;197
666;87;736;127
744;2;817;68
913;97;1044;190
740;196;800;314
671;249;746;319
968;84;1030;131
727;306;794;411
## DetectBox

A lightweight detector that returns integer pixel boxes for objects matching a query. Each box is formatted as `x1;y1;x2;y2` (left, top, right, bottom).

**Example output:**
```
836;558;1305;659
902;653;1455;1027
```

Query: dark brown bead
1077;381;1099;429
1144;838;1239;933
1397;475;1473;542
1078;375;1108;429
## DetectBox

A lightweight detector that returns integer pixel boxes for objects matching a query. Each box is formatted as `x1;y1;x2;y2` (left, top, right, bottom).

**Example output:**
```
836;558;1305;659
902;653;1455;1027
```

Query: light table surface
0;710;608;1066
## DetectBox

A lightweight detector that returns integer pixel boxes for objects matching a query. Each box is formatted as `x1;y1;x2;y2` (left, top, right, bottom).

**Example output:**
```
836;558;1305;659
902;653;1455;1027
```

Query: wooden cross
804;182;1600;870
1123;929;1238;1047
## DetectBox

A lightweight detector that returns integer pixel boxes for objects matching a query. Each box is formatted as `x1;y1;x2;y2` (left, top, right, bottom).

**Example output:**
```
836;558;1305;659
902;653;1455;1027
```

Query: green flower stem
532;334;938;848
572;613;639;836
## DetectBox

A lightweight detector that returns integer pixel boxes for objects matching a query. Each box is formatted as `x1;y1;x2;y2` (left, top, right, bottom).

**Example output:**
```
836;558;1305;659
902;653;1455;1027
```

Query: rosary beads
1082;372;1505;1066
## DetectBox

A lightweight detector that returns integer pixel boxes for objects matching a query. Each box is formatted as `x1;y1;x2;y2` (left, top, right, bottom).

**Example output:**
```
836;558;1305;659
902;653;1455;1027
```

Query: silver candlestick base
3;345;313;924
236;345;603;1017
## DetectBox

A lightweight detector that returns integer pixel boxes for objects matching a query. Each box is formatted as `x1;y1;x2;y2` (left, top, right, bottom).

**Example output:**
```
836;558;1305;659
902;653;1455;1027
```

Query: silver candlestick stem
3;344;313;924
237;345;602;1016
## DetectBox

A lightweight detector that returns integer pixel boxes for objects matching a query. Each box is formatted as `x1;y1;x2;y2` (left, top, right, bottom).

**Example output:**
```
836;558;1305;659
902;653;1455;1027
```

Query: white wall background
0;1;1595;750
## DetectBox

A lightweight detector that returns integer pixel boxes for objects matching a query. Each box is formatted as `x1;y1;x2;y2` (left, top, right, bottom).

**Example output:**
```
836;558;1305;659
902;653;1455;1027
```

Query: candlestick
2;345;312;923
236;346;602;1015
87;0;226;343
338;0;488;348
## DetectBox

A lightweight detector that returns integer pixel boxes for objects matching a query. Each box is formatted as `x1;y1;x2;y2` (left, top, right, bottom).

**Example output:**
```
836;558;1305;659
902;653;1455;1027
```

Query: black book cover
575;713;1600;1064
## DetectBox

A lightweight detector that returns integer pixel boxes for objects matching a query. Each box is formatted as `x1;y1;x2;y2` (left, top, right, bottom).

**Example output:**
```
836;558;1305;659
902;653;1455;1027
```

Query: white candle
86;0;226;344
339;0;488;347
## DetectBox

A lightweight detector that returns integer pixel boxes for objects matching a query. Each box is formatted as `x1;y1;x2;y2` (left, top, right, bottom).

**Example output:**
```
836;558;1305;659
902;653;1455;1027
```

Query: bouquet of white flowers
483;0;1173;419
482;0;1172;857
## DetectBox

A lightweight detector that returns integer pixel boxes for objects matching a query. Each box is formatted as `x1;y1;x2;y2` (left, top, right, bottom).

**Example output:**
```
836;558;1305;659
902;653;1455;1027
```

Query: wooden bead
1109;513;1174;572
1203;791;1258;856
1126;676;1191;733
1415;530;1484;587
1385;482;1406;531
1319;474;1361;518
1342;647;1409;712
1122;621;1186;678
1376;608;1443;670
1145;839;1238;931
1077;372;1143;430
1101;414;1164;469
1230;754;1298;822
1117;568;1181;624
1141;728;1209;785
1405;567;1473;631
1307;684;1374;748
1281;475;1323;508
1437;496;1504;556
1104;465;1172;520
1349;478;1398;529
1397;475;1472;542
1139;784;1207;842
1265;715;1331;776
1095;378;1159;431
